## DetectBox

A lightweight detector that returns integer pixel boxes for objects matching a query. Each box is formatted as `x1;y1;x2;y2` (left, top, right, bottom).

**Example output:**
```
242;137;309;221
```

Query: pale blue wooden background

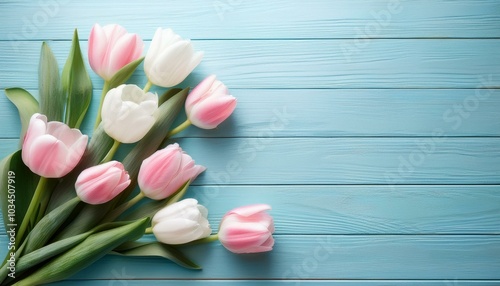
1;0;500;285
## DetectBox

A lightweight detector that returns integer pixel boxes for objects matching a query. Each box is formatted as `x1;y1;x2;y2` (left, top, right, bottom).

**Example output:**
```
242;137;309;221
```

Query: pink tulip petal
185;75;217;112
28;135;68;178
189;96;237;129
227;204;272;217
88;24;108;76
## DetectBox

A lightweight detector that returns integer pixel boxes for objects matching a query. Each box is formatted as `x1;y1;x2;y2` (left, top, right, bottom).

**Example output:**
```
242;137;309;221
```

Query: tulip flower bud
22;113;88;178
88;24;144;81
101;84;158;143
75;161;130;205
138;143;206;200
218;204;275;254
144;28;203;87
185;75;237;129
152;198;212;245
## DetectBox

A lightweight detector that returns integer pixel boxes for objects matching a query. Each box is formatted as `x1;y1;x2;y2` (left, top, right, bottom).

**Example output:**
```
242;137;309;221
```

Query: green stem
143;80;153;93
144;227;153;234
167;119;192;137
93;80;110;130
100;139;120;163
106;192;145;222
183;234;220;246
16;177;50;244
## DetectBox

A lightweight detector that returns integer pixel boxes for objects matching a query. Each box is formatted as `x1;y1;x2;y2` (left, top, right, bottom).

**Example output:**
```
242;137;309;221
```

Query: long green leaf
0;220;142;285
107;57;144;89
39;42;64;122
62;29;92;129
113;241;201;269
4;88;39;146
23;196;81;254
14;218;149;286
0;151;39;237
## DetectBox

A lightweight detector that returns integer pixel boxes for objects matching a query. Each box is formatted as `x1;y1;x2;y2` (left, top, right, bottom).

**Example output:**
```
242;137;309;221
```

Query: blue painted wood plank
1;40;500;89
1;0;500;40
46;280;500;286
2;89;500;138
1;235;499;280
1;185;499;235
1;138;499;185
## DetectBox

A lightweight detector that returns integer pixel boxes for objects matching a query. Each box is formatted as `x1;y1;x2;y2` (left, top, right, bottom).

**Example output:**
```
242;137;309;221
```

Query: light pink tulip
185;75;237;129
22;113;88;178
218;204;275;254
88;24;144;80
138;143;206;200
75;161;130;205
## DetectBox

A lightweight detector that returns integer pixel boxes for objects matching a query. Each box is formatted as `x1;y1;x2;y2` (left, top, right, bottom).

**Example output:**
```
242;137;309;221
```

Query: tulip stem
143;80;153;93
16;177;50;244
101;139;120;163
107;192;145;221
166;119;192;138
144;227;153;234
183;234;220;246
94;80;111;130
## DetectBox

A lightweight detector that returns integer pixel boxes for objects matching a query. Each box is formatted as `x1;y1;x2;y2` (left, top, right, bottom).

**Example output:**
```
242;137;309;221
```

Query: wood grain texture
0;0;499;284
1;40;500;89
2;89;500;138
1;138;499;185
1;0;500;40
1;235;499;280
1;185;499;236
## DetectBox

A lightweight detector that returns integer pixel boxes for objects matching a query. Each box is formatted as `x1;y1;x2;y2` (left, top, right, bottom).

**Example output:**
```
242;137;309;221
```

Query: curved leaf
62;29;92;129
39;42;64;122
108;57;144;89
4;88;39;146
0;151;39;237
14;218;149;286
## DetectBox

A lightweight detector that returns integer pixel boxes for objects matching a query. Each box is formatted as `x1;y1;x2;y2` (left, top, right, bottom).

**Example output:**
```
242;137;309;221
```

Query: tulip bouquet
0;24;274;285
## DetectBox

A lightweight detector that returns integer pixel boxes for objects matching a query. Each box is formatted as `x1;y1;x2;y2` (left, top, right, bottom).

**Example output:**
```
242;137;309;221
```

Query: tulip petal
27;135;68;178
185;75;217;112
228;204;272;217
189;95;237;129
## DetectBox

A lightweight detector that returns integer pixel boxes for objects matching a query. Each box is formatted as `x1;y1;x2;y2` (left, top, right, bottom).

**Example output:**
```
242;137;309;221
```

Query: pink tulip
138;143;206;200
218;204;275;254
88;24;144;80
22;113;88;178
185;75;237;129
75;161;130;205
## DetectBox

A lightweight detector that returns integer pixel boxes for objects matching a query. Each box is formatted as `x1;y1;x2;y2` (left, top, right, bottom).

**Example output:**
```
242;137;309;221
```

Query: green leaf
39;42;64;122
159;88;182;105
0;220;142;285
0;151;39;237
4;88;39;146
23;196;81;254
113;241;201;269
107;57;144;89
14;218;149;286
62;29;92;129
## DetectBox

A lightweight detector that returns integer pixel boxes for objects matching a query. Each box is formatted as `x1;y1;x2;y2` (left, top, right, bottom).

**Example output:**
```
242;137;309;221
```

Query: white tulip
152;198;212;245
144;28;203;87
101;84;158;143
